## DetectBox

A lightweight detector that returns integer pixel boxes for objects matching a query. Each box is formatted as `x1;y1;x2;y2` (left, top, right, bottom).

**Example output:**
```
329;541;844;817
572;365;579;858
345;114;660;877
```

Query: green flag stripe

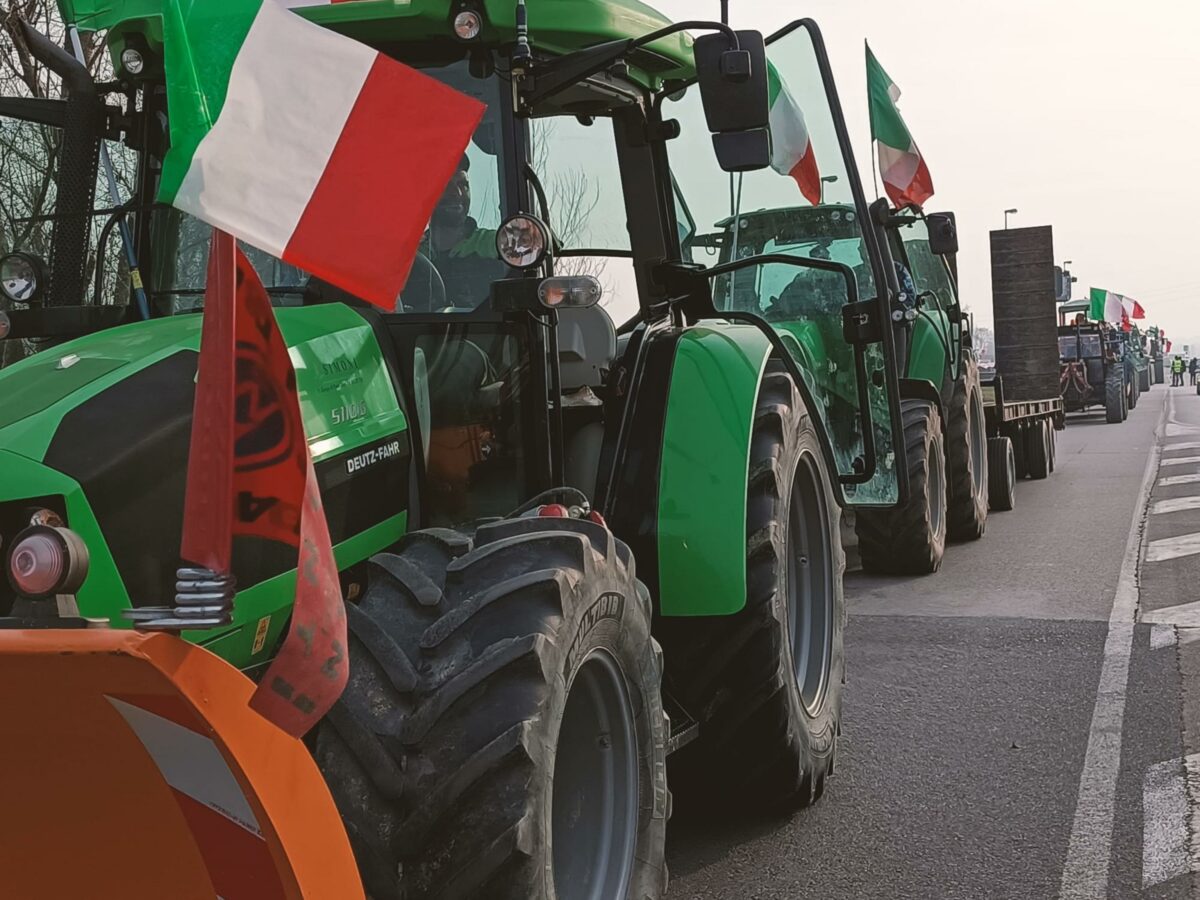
767;61;782;108
866;45;912;151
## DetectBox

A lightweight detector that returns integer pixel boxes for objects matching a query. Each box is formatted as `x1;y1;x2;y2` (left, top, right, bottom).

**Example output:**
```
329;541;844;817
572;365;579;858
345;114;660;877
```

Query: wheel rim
929;437;946;539
1006;442;1017;495
552;648;638;900
969;391;986;498
786;453;834;716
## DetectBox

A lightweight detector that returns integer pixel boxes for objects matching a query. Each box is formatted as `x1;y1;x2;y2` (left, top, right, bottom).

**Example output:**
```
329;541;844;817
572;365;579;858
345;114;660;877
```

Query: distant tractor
1059;323;1128;423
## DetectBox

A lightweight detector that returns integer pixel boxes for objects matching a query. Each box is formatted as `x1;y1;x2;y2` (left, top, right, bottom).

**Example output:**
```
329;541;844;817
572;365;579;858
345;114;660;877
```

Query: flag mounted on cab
158;0;484;308
767;62;822;205
866;44;934;210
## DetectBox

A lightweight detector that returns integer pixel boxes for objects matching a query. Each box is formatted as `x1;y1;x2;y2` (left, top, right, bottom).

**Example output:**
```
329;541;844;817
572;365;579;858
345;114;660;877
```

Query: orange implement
0;628;362;900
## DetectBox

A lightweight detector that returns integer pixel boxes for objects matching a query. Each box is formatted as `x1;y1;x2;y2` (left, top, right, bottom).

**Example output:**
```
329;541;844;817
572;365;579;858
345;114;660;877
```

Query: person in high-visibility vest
1172;356;1185;386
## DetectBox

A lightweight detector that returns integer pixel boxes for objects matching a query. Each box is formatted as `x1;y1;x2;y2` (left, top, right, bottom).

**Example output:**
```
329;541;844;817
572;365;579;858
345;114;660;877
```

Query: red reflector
587;510;607;528
539;504;569;518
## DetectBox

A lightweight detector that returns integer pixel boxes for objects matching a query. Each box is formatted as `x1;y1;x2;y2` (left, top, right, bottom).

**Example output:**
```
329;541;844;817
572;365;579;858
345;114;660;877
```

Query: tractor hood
0;305;410;661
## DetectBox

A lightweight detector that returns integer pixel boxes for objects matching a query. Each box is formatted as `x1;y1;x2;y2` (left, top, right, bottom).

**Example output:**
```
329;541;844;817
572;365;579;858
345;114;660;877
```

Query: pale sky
656;0;1200;352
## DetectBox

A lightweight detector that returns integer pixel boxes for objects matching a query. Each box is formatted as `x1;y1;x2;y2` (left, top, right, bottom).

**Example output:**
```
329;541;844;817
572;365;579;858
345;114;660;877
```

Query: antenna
720;0;729;25
514;0;531;64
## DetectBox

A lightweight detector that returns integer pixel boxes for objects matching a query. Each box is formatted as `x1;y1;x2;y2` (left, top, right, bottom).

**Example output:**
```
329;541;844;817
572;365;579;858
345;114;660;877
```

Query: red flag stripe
788;146;821;207
283;54;484;308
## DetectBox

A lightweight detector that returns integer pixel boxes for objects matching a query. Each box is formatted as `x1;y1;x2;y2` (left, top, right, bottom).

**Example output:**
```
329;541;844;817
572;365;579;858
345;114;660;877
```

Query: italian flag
767;63;821;205
1089;288;1144;332
866;45;934;210
159;0;483;308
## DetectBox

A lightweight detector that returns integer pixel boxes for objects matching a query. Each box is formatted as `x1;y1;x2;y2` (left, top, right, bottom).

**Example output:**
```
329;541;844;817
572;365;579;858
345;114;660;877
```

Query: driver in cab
410;154;507;310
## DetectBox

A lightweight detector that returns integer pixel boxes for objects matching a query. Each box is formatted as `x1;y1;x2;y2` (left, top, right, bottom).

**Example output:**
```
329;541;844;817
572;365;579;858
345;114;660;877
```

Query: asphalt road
666;384;1198;899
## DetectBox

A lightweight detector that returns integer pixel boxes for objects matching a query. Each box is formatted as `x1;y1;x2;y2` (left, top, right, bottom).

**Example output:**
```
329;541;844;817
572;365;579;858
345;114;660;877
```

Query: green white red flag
866;45;934;210
767;62;821;205
1089;287;1145;332
159;0;483;308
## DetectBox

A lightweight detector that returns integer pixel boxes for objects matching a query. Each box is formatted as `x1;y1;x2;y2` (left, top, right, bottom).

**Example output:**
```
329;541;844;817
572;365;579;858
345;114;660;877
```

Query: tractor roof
59;0;694;89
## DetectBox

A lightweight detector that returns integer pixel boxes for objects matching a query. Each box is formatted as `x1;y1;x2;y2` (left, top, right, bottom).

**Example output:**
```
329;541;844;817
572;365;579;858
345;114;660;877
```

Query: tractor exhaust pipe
18;21;102;309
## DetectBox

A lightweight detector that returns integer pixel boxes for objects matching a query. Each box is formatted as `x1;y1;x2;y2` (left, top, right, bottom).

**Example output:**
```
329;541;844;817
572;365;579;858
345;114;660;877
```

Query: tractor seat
558;305;616;392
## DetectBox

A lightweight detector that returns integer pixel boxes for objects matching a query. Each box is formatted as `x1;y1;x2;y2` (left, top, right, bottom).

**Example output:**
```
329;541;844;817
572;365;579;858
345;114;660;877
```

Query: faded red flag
182;231;347;737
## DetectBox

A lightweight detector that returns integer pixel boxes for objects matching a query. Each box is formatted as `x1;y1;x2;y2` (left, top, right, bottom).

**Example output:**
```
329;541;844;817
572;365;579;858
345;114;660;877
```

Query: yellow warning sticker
252;616;271;655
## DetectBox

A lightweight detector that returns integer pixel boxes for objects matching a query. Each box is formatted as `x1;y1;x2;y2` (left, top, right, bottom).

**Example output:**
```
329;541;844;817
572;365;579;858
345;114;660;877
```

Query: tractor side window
665;24;900;505
530;116;638;325
1059;336;1079;360
895;219;955;311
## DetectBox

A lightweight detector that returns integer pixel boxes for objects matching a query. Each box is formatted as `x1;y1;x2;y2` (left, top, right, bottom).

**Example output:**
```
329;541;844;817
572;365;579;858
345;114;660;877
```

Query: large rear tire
1139;367;1151;392
658;364;844;812
945;355;988;541
315;520;669;900
987;436;1016;511
1128;366;1140;410
1105;366;1124;424
856;399;947;575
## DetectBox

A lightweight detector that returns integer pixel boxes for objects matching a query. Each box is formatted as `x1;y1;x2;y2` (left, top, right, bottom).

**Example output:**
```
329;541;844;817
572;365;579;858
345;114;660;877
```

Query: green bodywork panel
906;309;952;388
0;305;408;669
60;0;694;89
657;323;771;617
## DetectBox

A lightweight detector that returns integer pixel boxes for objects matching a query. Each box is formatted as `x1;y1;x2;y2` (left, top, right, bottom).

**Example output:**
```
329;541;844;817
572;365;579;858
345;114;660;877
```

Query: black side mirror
694;30;770;172
926;212;958;256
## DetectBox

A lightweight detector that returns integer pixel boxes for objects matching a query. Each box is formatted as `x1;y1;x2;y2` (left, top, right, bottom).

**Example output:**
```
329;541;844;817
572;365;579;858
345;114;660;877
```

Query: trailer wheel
1128;366;1140;410
315;521;669;900
856;399;947;575
1105;366;1124;424
658;364;844;812
1139;367;1151;393
1047;421;1057;473
1009;425;1027;479
945;354;988;541
987;436;1016;511
1025;419;1050;480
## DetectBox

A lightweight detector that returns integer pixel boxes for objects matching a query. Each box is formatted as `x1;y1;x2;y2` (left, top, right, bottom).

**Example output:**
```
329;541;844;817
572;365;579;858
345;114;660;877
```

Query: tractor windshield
147;59;507;314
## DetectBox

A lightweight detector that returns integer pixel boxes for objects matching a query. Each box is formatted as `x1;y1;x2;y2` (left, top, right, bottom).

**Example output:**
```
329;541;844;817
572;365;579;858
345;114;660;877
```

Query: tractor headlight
0;252;44;304
496;215;549;269
120;48;145;76
6;525;89;600
453;10;483;40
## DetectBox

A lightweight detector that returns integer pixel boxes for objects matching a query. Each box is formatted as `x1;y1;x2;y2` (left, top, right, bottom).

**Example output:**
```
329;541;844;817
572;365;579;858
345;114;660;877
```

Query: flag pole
866;40;881;201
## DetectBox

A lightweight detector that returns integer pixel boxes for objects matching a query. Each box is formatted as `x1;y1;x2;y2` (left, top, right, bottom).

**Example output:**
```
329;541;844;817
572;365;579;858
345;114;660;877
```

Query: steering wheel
399;250;447;312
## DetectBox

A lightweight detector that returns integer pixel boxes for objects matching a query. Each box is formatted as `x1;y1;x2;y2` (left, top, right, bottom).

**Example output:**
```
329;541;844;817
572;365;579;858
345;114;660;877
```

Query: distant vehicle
1059;323;1129;423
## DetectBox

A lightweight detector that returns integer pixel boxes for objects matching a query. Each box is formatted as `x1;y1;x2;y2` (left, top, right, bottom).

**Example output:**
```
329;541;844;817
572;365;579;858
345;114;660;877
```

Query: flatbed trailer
979;369;1064;511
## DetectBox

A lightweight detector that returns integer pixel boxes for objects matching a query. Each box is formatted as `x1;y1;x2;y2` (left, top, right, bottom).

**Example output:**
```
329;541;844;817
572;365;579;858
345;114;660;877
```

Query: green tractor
0;5;912;897
698;202;985;577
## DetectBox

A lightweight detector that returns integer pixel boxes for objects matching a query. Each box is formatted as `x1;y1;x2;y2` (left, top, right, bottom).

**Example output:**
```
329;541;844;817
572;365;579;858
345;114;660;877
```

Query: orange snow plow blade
0;628;362;900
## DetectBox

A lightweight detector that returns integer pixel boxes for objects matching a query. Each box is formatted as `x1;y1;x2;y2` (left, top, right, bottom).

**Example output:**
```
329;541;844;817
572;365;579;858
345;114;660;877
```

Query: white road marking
1159;455;1200;466
1187;754;1200;880
1060;392;1166;900
1158;473;1200;487
1163;441;1200;453
1142;599;1200;629
1150;623;1177;650
1146;533;1200;563
1152;496;1200;516
1143;757;1190;887
1167;423;1200;437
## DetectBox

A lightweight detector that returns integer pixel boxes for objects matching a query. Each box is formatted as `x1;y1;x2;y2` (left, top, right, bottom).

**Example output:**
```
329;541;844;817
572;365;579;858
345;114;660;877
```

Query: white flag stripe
878;142;918;189
107;696;263;837
174;0;374;256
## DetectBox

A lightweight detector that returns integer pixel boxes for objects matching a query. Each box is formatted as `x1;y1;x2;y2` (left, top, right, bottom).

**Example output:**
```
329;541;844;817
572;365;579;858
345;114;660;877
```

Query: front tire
856;399;948;575
945;355;988;541
315;520;669;900
659;365;844;812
